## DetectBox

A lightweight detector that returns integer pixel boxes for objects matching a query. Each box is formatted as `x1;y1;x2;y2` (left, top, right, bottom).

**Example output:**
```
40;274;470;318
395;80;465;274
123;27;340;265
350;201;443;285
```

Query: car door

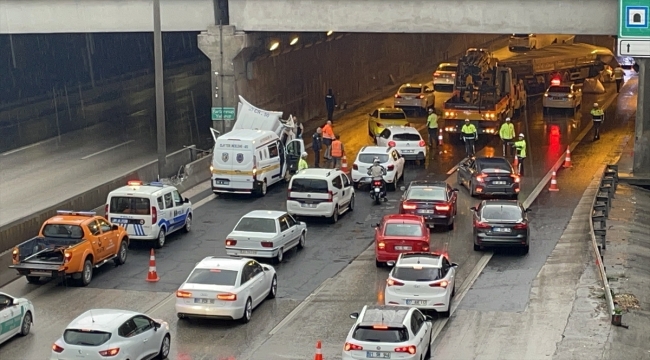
377;128;391;146
247;261;267;305
277;216;293;251
86;219;105;258
0;294;18;344
285;139;305;176
331;175;344;208
414;310;431;355
447;185;458;213
440;257;454;300
340;174;353;207
170;190;186;232
97;218;117;259
162;191;175;233
409;311;426;357
368;110;379;131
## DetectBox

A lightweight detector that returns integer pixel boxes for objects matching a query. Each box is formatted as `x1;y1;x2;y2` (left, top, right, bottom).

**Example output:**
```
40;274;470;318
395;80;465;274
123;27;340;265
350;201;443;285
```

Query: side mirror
184;197;190;203
263;266;270;272
525;208;531;212
425;315;434;322
451;262;459;267
153;322;161;329
400;186;406;191
470;206;477;211
111;224;119;231
372;223;380;228
350;312;359;319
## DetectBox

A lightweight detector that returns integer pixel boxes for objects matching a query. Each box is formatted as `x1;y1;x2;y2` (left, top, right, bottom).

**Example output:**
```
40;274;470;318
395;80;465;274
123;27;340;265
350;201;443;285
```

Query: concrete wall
229;0;618;35
238;33;504;121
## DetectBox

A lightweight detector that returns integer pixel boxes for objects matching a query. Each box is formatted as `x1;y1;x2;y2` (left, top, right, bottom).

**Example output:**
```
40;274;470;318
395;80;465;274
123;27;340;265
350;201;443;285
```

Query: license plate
29;271;50;276
395;246;412;251
194;298;215;304
366;351;391;359
404;96;413;100
493;227;511;233
215;180;229;185
418;209;434;214
301;203;317;208
112;218;129;224
552;97;564;100
402;149;414;153
406;299;427;306
239;250;257;254
492;181;506;185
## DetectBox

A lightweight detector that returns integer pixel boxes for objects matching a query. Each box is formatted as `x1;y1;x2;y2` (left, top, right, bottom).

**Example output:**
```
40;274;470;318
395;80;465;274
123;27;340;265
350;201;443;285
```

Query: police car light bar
148;181;164;187
56;210;96;217
127;181;143;186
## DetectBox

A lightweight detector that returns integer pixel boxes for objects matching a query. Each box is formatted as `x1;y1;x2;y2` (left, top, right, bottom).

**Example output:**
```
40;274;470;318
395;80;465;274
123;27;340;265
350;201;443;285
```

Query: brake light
476;174;486;183
418;95;424;99
176;290;192;298
261;241;273;248
395;345;417;354
511;175;520;183
64;252;72;264
433;72;440;77
12;248;18;262
394;94;401;98
225;239;237;246
451;73;456;77
377;242;386;250
344;342;364;351
217;293;237;301
402;203;417;210
387;165;394;171
474;220;491;229
430;280;449;288
386;278;404;286
327;190;334;202
151;206;157;224
435;205;450;211
52;344;64;353
514;222;528;230
373;325;389;329
421;242;429;251
388;141;396;147
99;348;120;356
418;140;426;147
353;164;358;170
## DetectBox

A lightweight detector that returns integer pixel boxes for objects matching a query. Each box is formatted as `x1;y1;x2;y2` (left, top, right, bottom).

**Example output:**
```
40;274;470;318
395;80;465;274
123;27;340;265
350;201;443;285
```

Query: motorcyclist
367;158;387;197
298;152;309;171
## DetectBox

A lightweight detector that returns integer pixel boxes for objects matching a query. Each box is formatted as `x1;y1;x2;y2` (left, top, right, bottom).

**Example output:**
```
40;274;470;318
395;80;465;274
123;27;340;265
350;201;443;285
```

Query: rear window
234;217;277;233
42;224;84;239
379;112;407;120
384;223;423;237
358;154;389;164
393;266;441;281
64;329;111;346
407;187;446;201
398;86;422;94
186;268;238;286
291;178;329;193
109;197;151;215
481;205;523;221
393;133;421;141
478;159;512;173
352;326;409;343
438;65;457;72
548;86;571;93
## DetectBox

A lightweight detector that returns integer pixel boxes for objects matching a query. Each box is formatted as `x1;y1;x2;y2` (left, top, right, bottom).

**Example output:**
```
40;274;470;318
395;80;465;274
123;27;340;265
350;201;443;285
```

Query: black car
471;200;531;254
399;181;458;230
457;157;520;198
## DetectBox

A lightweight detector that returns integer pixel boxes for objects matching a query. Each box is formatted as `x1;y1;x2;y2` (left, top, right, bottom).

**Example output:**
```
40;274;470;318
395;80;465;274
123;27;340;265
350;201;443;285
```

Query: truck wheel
26;276;40;284
114;240;128;266
79;258;93;287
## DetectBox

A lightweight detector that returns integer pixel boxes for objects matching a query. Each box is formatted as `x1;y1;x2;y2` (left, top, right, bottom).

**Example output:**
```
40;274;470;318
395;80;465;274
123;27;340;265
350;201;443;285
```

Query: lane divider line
81;140;134;160
2;137;58;156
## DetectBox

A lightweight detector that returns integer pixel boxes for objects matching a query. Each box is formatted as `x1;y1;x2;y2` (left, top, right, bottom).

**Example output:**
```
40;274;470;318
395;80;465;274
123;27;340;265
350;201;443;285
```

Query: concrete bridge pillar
197;25;251;135
633;58;650;175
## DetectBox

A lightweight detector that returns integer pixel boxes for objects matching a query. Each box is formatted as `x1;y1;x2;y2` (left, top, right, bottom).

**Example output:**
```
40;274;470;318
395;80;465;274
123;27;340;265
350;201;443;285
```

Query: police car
0;292;34;345
105;181;193;248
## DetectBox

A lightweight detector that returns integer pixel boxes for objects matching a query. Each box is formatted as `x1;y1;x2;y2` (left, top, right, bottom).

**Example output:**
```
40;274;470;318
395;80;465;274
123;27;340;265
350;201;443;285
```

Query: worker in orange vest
322;120;335;161
330;134;345;169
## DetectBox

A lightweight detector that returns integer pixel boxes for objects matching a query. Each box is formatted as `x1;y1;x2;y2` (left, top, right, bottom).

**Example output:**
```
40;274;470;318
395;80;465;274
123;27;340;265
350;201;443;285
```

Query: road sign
211;107;236;121
619;39;650;56
619;0;649;38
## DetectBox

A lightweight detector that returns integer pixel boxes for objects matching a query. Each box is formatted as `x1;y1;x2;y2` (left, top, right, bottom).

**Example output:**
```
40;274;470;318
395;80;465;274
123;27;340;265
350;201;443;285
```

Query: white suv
376;126;427;162
351;146;405;190
287;169;355;223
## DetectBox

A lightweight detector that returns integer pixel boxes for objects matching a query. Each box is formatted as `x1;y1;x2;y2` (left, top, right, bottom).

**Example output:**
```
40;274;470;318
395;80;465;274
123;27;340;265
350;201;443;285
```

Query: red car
373;214;430;267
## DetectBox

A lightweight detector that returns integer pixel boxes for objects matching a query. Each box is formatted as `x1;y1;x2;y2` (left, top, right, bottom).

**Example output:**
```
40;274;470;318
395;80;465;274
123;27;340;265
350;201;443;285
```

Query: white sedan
376;126;427;162
0;292;34;345
225;210;307;264
51;309;170;360
176;257;277;323
542;83;582;113
384;252;457;317
351;146;405;190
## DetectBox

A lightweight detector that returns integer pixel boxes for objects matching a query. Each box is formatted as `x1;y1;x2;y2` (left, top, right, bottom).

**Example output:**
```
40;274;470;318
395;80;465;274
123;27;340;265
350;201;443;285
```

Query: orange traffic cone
512;157;519;175
563;146;572;168
146;248;160;282
314;340;323;360
438;129;443;146
340;154;349;174
548;171;559;192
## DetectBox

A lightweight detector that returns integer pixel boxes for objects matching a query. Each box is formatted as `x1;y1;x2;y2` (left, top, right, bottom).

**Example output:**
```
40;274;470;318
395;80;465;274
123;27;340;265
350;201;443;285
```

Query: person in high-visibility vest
298;152;309;171
330;134;345;169
613;66;624;93
426;108;439;147
499;117;515;156
322;120;335;160
590;102;604;141
513;133;527;176
460;119;477;157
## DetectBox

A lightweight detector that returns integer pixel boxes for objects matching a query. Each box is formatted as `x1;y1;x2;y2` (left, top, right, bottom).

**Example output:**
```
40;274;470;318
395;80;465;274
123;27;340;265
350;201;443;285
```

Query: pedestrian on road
312;127;323;168
460;119;477;157
514;133;527;176
499;117;515;156
330;134;345;169
322;120;335;161
614;66;625;93
295;117;304;138
426;108;439;148
325;89;336;121
590;102;604;141
298;152;309;172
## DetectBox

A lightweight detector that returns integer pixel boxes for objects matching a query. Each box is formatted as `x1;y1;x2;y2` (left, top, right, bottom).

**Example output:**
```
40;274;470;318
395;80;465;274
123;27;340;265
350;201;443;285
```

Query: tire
469;181;476;197
177;313;185;320
155;229;166;249
157;334;171;359
425;332;433;358
183;214;192;233
26;276;40;284
114;240;128;266
274;248;284;264
297;233;306;250
522;245;530;255
20;311;32;336
473;244;481;251
447;221;455;231
349;195;355;212
267;275;278;299
330;206;339;223
375;259;384;268
258;180;268;197
79;258;93;287
240;298;253;323
388;177;397;191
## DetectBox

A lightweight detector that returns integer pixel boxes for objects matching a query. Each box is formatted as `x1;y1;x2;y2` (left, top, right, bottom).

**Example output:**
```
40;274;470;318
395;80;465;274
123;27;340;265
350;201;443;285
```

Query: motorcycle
369;176;387;205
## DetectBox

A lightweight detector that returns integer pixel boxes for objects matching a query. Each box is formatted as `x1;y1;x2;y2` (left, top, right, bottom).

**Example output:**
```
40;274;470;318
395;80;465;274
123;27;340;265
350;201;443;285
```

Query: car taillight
377;242;386;250
105;204;109;215
435;204;450;211
514;222;528;229
386;278;404;286
261;241;274;248
402;203;417;210
474;220;491;229
418;140;426;147
373;181;382;186
388;141;396;147
327;190;333;202
64;252;72;264
217;293;237;301
353;164;358;170
394;94;401;98
176;290;192;298
387;165;394;171
430;280;449;288
476;174;486;183
451;73;456;77
52;344;64;353
98;348;120;357
12;248;18;262
344;342;364;351
395;345;417;354
252;167;257;181
433;72;440;77
151;206;157;224
418;95;424;99
225;239;237;246
511;175;521;183
421;242;429;251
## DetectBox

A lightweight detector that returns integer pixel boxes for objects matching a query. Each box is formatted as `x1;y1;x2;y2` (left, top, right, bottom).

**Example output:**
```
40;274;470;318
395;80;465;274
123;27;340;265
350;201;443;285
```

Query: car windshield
358;154;389;164
379;112;407;120
407;187;446;201
290;178;329;193
478;159;512;173
548;86;571;93
186;268;238;286
393;133;421;141
384;223;423;237
481;205;523;222
64;330;111;346
234;217;276;233
393;266;441;281
398;86;422;94
438;65;457;72
42;224;84;239
352;326;409;343
109;197;151;215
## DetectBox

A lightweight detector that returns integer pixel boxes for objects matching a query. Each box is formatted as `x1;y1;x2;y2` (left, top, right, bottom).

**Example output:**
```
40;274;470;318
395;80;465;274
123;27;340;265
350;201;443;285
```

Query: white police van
105;181;193;248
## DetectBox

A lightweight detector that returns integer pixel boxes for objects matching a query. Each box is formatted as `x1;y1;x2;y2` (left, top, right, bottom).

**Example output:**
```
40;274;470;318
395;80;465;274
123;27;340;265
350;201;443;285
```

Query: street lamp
153;0;166;179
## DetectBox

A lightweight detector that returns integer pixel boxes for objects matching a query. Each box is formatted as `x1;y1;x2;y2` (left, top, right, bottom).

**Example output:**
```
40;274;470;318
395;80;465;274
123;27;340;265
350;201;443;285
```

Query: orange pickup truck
9;210;129;286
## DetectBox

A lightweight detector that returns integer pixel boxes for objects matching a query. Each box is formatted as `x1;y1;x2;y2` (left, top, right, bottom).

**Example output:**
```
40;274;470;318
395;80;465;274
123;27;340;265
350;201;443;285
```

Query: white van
211;129;304;196
105;181;193;248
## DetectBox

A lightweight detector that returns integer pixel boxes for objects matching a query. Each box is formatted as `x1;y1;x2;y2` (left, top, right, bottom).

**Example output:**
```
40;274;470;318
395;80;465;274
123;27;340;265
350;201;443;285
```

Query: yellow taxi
367;107;409;139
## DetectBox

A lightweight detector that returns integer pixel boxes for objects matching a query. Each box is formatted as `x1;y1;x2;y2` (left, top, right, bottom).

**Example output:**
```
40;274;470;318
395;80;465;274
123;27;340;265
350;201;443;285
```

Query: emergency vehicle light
148;181;164;187
127;181;143;186
56;210;96;217
551;78;561;86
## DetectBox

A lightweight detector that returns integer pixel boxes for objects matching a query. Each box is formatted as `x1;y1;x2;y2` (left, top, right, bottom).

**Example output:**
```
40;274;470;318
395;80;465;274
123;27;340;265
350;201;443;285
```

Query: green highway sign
211;107;236;121
618;0;649;38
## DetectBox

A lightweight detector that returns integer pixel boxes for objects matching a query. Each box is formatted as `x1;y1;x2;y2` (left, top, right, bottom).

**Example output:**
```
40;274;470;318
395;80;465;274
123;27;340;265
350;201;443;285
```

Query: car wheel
349;195;355;211
298;233;306;250
26;276;40;284
375;259;384;268
79;258;93;287
114;240;128;266
155;229;166;249
259;180;268;197
20;311;32;336
388;177;397;191
456;173;463;187
522;245;529;255
473;243;481;251
469;181;476;197
447;221;454;231
274;248;284;264
183;214;192;233
330;206;339;223
240;298;253;323
157;334;171;359
267;275;278;299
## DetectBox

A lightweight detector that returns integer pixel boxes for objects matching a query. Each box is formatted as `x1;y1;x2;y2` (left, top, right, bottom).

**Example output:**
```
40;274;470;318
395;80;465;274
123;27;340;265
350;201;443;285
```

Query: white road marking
2;137;58;156
81;140;135;160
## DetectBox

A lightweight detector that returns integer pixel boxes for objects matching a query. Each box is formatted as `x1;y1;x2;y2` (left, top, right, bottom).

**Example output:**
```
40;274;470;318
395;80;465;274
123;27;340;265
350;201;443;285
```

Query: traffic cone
548;171;559;192
438;129;443;146
512;157;519;175
340;154;349;174
563;146;572;168
146;249;160;282
314;340;323;360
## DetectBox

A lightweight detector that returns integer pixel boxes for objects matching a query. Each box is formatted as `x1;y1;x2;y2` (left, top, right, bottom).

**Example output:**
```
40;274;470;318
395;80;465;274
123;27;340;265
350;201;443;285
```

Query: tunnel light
290;37;299;45
269;41;280;51
326;30;333;36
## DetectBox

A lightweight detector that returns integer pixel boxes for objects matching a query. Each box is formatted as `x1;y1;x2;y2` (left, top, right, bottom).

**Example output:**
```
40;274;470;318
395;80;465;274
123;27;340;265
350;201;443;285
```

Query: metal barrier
589;164;618;325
